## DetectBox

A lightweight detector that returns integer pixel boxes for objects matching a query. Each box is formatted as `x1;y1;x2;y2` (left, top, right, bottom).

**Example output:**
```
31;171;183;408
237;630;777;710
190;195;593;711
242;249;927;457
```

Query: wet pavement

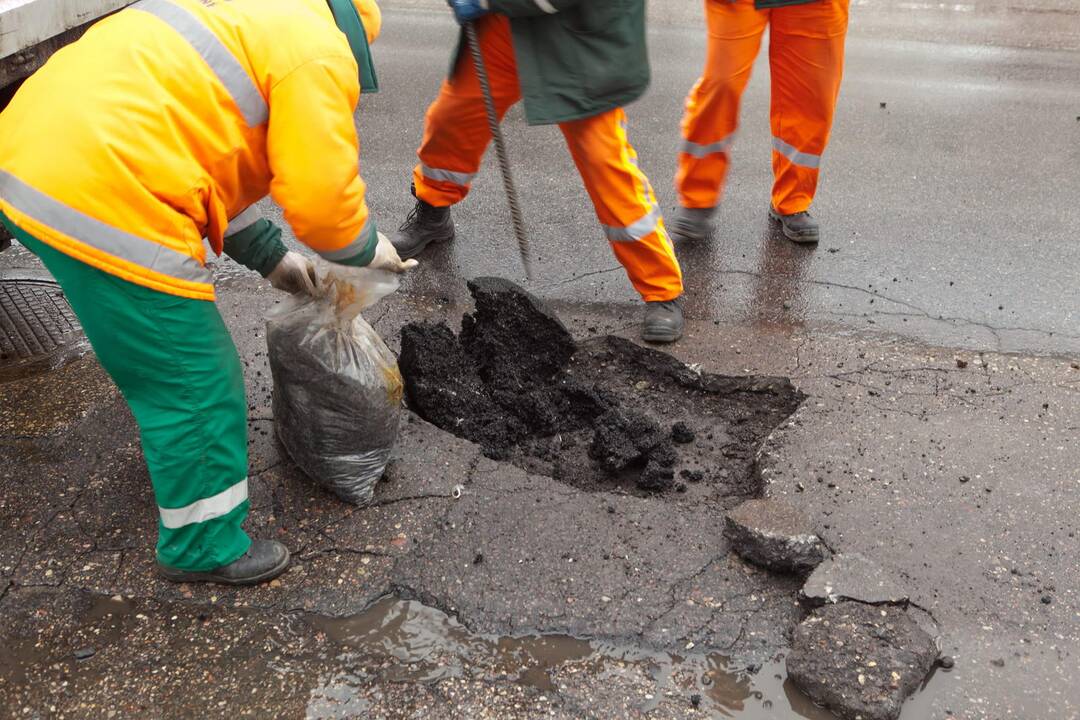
355;0;1080;358
2;0;1080;718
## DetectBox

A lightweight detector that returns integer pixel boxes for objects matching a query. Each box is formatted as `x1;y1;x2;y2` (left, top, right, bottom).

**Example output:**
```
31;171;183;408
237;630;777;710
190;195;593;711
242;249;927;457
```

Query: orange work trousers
413;15;683;303
676;0;849;215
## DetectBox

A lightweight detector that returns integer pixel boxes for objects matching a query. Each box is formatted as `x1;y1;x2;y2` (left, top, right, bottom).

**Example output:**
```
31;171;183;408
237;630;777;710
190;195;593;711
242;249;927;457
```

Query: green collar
326;0;378;93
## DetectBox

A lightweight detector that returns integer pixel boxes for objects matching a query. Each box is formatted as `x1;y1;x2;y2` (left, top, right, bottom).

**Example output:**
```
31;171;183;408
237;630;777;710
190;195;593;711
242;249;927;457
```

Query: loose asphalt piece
787;602;939;720
800;552;911;608
724;497;829;574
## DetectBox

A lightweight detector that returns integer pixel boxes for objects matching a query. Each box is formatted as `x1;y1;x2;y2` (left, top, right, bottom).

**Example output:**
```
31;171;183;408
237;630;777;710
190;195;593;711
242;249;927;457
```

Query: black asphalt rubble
399;277;804;500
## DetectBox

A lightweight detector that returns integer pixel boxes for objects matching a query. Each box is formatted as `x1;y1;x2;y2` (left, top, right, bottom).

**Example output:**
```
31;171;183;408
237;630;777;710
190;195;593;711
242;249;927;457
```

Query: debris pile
399;277;612;465
399;277;804;496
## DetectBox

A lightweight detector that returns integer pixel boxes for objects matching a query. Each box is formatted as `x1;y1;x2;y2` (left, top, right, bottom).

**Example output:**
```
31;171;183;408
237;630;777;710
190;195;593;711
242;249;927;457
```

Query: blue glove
447;0;489;23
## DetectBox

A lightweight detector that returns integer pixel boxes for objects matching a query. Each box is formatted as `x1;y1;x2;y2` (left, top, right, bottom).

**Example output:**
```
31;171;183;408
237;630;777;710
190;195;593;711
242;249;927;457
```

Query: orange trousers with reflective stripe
677;0;849;215
413;16;683;303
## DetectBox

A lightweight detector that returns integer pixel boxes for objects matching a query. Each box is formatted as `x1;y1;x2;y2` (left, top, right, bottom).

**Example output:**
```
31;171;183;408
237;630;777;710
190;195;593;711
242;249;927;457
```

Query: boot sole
158;547;291;586
669;228;709;243
768;209;820;244
669;222;711;243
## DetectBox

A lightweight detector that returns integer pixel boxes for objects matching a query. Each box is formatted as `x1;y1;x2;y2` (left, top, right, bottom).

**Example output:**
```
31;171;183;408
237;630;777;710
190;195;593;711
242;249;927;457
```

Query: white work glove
368;232;419;274
267;251;317;295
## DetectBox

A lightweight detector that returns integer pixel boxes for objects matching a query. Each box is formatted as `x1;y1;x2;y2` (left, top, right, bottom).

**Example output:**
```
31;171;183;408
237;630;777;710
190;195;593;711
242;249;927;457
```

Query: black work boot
641;297;684;344
393;185;455;260
668;206;715;242
158;539;290;586
768;206;820;243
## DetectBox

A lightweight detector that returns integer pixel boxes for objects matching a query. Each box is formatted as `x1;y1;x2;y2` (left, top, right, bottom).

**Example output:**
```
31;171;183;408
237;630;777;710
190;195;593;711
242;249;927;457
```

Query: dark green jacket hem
453;0;650;127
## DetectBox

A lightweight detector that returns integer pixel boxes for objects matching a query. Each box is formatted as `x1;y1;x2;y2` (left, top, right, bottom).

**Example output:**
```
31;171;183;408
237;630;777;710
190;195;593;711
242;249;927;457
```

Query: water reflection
676;217;816;331
308;597;840;719
747;221;816;329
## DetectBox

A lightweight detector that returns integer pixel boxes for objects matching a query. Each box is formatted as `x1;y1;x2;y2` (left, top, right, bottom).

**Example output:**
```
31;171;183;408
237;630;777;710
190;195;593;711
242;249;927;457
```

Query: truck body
0;0;131;87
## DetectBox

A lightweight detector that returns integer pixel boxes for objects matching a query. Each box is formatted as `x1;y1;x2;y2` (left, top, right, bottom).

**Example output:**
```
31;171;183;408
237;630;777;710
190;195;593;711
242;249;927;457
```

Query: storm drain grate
0;272;88;381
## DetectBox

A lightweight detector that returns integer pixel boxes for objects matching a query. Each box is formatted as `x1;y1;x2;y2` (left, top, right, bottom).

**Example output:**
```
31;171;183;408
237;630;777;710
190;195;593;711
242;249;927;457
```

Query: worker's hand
447;0;489;24
268;251;318;295
369;232;419;274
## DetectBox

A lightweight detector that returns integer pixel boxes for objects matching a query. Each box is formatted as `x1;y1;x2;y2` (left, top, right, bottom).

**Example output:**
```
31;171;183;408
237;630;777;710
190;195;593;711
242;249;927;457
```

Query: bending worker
0;0;414;586
394;0;686;343
669;0;850;243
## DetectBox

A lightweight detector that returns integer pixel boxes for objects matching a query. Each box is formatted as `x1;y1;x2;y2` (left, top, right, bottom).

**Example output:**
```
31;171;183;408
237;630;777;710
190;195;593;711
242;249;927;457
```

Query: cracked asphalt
2;0;1079;718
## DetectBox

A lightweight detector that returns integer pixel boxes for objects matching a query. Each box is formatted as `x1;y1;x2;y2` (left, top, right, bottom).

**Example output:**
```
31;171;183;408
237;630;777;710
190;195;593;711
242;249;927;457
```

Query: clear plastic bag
266;260;403;505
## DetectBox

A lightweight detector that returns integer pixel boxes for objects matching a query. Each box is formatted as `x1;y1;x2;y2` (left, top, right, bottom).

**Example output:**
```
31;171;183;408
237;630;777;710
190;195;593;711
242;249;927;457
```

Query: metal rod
463;20;534;280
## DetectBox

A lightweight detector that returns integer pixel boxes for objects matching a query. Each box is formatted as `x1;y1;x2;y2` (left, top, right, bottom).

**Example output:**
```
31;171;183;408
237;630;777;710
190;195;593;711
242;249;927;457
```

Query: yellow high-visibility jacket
0;0;378;301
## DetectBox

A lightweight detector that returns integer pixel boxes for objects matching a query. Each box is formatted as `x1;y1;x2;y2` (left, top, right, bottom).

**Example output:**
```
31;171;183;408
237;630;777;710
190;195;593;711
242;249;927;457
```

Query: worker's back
0;0;361;300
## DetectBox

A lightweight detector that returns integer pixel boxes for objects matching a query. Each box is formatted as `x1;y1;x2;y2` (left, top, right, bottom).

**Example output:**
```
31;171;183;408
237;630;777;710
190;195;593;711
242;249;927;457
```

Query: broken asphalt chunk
787;602;938;720
800;552;909;607
723;498;827;574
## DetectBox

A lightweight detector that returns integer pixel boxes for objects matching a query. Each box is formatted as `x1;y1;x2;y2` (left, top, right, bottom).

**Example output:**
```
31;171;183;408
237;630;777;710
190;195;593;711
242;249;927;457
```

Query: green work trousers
1;212;251;571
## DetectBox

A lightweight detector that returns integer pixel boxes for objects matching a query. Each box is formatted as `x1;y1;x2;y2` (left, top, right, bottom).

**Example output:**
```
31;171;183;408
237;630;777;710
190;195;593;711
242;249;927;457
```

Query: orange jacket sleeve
266;54;376;266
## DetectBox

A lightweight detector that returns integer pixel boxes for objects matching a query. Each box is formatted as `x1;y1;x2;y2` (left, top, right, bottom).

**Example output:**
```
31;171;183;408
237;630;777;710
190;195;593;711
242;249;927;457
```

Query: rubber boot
158;539;290;586
393;184;455;260
768;207;820;244
668;207;715;243
641;297;684;344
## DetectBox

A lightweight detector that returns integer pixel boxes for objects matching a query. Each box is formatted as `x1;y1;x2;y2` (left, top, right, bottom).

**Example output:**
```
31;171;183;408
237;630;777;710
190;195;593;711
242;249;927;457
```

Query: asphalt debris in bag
267;265;403;505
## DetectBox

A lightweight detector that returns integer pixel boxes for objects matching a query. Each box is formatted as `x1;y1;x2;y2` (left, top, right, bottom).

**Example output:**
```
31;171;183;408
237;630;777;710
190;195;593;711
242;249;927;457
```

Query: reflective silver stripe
420;163;477;186
0;170;213;286
225;205;262;237
132;0;268;127
602;207;661;243
533;0;558;12
680;133;734;159
771;137;821;169
159;478;249;529
319;217;375;262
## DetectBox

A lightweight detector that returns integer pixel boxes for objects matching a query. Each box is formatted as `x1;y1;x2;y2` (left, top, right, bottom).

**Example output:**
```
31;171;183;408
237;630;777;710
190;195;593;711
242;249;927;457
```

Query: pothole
398;277;804;505
0;270;89;382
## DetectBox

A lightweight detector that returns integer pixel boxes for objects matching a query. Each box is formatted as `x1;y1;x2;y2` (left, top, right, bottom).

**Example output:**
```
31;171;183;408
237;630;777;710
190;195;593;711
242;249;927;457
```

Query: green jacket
460;0;650;126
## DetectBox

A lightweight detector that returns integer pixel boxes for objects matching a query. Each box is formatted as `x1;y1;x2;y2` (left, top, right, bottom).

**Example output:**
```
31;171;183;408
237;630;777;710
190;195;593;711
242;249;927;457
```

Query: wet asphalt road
1;1;1079;718
324;0;1080;358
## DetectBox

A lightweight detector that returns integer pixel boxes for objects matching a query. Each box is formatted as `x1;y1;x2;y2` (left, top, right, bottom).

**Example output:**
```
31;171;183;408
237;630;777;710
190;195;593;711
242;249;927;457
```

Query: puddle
0;595;134;686
1;592;955;718
307;596;950;719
